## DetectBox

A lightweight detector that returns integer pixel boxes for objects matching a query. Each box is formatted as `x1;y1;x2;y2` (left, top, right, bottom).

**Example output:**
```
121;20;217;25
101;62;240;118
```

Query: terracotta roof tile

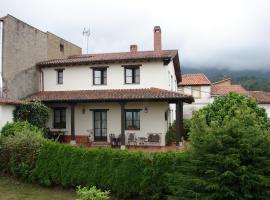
179;74;211;86
37;50;178;67
26;88;194;103
248;91;270;104
211;85;247;96
0;97;22;105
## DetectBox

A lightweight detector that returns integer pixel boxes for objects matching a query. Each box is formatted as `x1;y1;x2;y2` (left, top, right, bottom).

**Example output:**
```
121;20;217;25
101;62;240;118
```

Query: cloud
0;0;269;69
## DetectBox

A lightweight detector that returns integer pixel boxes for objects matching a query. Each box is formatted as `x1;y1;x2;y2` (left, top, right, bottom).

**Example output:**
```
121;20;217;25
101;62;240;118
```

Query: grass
0;175;76;200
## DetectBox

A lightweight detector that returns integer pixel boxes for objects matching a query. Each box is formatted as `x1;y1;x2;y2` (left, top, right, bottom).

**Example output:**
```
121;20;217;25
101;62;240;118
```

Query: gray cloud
1;0;269;69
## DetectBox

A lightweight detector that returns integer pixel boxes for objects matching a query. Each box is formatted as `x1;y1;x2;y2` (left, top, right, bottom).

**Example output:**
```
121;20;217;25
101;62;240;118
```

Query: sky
0;0;269;70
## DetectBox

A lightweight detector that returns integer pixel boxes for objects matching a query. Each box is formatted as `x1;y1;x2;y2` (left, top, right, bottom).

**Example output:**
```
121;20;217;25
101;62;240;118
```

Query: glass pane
95;129;101;136
101;129;107;136
134;112;140;121
94;77;101;85
134;120;140;128
135;75;140;83
94;70;101;78
95;120;100;128
126;120;133;128
126;69;132;76
135;68;140;76
125;112;132;121
102;112;107;120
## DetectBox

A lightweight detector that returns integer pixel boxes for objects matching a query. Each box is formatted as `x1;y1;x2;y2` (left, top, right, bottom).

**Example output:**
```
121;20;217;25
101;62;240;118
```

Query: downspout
0;20;3;97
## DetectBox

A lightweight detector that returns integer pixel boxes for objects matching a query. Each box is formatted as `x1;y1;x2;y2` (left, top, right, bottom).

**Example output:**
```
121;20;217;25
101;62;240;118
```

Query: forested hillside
182;67;270;92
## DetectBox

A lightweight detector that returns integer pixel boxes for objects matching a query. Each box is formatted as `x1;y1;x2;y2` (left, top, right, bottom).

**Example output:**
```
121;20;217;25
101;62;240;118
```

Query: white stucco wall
259;104;270;118
47;101;170;146
42;61;178;92
0;104;15;130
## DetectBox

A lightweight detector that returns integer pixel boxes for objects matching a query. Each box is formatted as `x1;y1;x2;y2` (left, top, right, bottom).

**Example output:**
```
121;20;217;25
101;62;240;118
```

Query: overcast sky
1;0;269;70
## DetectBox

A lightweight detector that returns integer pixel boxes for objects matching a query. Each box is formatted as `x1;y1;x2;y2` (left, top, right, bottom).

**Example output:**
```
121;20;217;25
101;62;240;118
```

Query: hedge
32;142;187;199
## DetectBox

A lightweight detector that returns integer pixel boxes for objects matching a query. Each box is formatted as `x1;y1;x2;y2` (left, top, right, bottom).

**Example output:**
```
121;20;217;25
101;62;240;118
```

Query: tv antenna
83;27;91;53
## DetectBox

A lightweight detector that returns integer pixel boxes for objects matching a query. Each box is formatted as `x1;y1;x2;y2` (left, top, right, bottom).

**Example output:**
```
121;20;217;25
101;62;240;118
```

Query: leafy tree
169;93;270;200
13;102;49;130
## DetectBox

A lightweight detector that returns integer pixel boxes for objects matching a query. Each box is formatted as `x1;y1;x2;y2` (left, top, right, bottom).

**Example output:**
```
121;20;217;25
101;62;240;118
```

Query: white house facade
27;26;193;147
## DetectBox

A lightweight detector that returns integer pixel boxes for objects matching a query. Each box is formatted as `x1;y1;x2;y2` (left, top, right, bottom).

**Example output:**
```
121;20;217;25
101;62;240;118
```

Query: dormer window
124;65;140;84
93;68;107;85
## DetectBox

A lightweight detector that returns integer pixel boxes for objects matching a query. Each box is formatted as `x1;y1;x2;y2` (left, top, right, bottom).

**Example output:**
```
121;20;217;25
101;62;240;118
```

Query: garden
1;93;270;200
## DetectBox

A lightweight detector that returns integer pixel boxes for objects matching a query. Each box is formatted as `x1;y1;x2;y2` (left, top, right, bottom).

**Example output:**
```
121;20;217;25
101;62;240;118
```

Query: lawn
0;175;76;200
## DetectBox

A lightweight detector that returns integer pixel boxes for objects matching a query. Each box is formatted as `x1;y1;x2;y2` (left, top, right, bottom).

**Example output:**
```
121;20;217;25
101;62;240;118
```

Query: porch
26;88;194;148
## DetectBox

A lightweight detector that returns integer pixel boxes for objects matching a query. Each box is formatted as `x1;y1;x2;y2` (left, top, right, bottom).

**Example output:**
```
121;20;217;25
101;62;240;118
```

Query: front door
94;110;107;141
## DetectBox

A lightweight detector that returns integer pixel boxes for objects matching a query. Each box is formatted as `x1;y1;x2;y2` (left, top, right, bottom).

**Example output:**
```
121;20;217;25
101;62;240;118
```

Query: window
192;86;201;98
60;43;64;52
56;69;63;84
125;66;140;84
93;68;107;85
53;108;66;129
125;110;140;130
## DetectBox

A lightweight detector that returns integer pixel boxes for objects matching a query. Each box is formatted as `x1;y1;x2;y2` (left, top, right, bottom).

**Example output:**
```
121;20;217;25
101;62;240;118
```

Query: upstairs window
60;43;64;52
93;68;107;85
53;108;66;129
56;69;64;84
124;66;140;84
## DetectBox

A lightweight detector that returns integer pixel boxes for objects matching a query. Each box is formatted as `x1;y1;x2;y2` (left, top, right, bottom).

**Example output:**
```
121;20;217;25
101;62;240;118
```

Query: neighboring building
211;78;248;96
178;74;212;118
26;26;193;147
0;14;81;99
0;97;21;130
248;91;270;117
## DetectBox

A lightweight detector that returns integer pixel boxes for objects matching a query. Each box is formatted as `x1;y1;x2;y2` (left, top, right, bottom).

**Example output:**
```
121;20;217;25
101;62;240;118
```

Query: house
248;91;270;117
26;26;193;148
0;97;21;129
211;78;247;96
178;74;212;118
0;14;81;99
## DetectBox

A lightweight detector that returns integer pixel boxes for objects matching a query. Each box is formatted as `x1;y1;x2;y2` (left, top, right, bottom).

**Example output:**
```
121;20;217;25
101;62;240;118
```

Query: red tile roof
179;74;211;86
211;85;247;96
26;88;194;103
37;50;178;66
0;97;22;105
248;91;270;104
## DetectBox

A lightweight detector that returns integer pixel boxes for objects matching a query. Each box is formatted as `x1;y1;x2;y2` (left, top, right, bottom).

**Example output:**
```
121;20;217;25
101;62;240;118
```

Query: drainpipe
0;20;3;97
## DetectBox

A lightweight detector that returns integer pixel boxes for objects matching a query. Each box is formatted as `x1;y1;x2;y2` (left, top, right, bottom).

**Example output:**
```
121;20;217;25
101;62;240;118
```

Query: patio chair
127;133;137;147
147;133;161;146
109;134;117;148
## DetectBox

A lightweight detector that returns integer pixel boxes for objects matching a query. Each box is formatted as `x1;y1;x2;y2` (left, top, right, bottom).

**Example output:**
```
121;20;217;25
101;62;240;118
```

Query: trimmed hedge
32;142;187;199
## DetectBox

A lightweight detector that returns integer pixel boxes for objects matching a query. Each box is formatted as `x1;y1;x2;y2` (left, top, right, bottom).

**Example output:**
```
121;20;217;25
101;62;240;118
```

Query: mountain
181;67;270;92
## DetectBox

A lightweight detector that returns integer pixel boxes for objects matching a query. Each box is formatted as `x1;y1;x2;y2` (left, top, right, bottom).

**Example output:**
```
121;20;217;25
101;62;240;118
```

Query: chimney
130;44;138;52
154;26;162;52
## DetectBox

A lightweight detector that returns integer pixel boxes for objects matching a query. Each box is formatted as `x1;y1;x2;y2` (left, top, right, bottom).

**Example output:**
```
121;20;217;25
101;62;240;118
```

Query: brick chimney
130;44;138;52
154;26;162;52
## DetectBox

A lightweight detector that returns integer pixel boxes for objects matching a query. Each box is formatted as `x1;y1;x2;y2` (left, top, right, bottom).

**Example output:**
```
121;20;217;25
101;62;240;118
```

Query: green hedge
32;142;187;199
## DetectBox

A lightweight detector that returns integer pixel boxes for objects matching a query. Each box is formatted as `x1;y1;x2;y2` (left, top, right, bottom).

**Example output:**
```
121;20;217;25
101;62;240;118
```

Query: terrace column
120;101;126;150
70;102;76;145
175;101;183;148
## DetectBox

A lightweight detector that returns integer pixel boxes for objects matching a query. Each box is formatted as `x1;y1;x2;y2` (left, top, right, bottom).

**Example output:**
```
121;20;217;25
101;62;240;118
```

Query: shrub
76;186;110;200
168;93;270;200
32;142;187;199
0;123;46;180
13;101;49;130
165;119;191;145
1;121;42;137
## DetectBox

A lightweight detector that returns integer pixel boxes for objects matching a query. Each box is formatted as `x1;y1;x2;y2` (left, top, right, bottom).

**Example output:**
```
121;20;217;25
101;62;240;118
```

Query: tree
169;93;270;200
13;102;49;130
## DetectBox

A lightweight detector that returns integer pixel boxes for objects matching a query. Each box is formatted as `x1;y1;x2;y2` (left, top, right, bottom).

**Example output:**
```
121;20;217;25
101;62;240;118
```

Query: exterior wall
259;104;270;118
42;61;178;92
1;15;82;99
0;104;15;130
0;21;3;96
46;101;170;146
47;32;81;60
2;16;47;99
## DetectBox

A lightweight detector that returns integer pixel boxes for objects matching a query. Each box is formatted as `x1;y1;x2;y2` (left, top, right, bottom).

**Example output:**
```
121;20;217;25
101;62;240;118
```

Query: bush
0;123;46;180
1;121;42;137
76;186;110;200
32;142;187;199
165;119;191;145
13;102;49;130
168;93;270;200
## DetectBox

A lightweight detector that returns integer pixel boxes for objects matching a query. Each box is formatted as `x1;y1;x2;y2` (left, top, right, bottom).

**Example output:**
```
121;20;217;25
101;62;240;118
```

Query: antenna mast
83;27;91;53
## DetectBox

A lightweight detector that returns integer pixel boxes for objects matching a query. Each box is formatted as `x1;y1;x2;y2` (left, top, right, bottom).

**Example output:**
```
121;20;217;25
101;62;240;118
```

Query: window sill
124;83;140;85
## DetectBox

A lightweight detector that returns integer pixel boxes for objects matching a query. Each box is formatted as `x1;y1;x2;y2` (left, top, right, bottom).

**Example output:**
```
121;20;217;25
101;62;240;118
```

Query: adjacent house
248;91;270;117
211;78;247;96
0;97;21;129
178;74;212;118
0;14;81;99
26;26;193;148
